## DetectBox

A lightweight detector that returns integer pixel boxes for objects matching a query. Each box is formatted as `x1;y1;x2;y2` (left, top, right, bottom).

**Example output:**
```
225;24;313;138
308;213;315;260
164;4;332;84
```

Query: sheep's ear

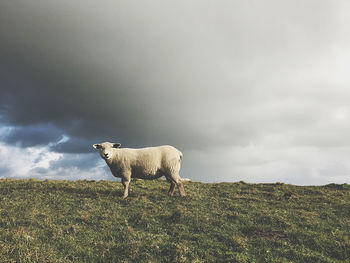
93;144;102;149
113;143;121;148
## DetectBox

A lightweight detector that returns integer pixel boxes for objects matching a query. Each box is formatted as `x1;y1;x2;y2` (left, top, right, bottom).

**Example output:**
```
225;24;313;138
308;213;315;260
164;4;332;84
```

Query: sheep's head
93;142;121;160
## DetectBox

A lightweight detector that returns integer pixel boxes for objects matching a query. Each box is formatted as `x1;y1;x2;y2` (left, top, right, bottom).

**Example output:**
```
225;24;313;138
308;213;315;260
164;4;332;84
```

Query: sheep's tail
181;178;192;182
178;151;190;182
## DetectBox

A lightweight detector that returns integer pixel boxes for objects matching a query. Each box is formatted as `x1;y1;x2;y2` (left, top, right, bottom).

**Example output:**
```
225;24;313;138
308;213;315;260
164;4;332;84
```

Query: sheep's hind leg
168;181;176;196
176;180;186;197
165;176;176;196
170;173;186;197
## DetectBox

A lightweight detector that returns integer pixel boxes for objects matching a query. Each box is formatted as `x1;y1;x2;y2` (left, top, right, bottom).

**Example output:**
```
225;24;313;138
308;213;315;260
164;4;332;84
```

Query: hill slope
0;179;349;262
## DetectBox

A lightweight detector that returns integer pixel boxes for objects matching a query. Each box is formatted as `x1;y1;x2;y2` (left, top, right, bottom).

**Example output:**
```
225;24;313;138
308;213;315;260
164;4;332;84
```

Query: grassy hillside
0;179;349;263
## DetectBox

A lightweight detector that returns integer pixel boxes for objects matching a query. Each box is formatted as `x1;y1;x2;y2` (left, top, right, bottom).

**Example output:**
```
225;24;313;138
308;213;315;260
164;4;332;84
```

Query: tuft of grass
0;178;349;262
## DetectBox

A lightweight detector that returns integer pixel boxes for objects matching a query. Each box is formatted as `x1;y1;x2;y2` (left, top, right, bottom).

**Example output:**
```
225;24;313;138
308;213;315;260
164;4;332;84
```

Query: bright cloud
0;140;112;181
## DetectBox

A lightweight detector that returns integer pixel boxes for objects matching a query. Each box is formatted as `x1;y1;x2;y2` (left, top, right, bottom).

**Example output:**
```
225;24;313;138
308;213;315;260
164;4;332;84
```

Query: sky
1;0;350;185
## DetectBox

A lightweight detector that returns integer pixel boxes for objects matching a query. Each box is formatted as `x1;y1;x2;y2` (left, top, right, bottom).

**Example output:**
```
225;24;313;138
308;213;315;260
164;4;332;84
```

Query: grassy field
0;179;349;263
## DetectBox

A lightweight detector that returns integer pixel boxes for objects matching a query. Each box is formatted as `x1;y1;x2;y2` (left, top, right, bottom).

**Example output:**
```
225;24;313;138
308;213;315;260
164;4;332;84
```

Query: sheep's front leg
121;174;131;199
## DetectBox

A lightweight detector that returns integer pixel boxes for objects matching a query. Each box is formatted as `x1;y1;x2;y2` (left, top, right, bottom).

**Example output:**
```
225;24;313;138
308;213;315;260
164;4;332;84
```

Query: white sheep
93;142;187;198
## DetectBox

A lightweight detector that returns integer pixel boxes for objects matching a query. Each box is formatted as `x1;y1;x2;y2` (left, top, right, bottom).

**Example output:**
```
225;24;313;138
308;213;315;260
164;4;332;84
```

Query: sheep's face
93;142;121;160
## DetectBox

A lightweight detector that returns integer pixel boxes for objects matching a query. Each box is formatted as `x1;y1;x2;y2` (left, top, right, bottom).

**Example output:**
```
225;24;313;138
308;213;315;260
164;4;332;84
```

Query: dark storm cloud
48;153;101;171
2;123;64;147
50;136;95;153
0;0;214;151
2;0;345;153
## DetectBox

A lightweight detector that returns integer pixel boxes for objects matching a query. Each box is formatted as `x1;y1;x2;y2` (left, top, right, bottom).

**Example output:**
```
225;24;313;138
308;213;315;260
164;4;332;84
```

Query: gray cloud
2;123;64;147
1;0;350;184
0;166;10;177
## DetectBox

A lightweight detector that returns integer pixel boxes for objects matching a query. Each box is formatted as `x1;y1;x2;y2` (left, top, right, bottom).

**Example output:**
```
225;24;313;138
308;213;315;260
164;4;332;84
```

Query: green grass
0;179;349;263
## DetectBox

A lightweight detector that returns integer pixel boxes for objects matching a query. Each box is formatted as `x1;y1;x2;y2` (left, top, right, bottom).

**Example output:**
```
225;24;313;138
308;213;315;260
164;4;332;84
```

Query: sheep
93;142;187;198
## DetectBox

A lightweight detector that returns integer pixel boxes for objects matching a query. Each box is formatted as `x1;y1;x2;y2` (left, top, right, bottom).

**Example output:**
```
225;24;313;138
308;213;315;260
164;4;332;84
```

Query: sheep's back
119;146;181;177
